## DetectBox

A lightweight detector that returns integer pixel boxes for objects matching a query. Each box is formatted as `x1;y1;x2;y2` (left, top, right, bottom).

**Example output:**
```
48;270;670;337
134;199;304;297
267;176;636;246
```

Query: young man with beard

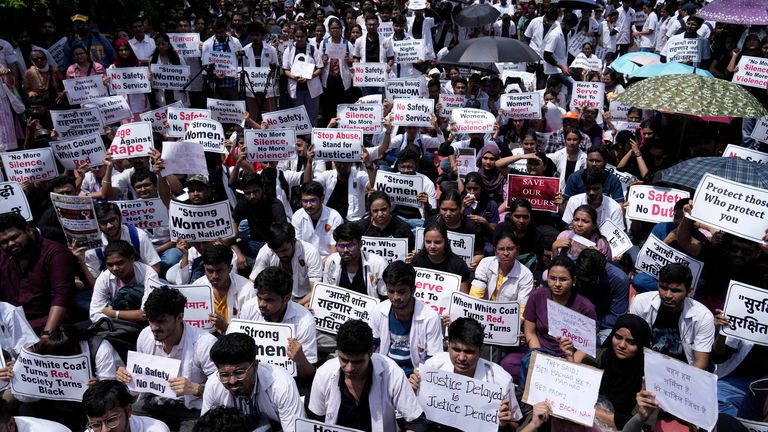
561;167;625;229
194;245;254;334
305;150;370;221
290;181;344;259
323;222;387;298
232;172;286;260
661;15;711;68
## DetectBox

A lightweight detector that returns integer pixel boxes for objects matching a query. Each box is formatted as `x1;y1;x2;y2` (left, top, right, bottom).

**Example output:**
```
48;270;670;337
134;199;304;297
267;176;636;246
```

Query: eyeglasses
86;412;122;431
217;361;256;382
336;242;357;251
31;57;46;62
301;198;319;205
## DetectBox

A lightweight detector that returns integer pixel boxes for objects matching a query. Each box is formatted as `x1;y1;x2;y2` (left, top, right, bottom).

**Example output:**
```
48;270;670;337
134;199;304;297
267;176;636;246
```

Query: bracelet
115;310;120;320
634;151;643;158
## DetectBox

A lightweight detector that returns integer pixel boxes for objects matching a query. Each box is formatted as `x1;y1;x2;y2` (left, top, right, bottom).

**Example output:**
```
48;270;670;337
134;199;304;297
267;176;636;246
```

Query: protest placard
600;219;632;257
51;107;105;138
374;170;423;209
722;144;768;164
635;234;703;288
184;119;226;154
352;63;387;87
169;33;201;57
495;62;526;75
393;39;424;63
359;94;383;104
732;55;768;89
721;281;768;345
570;81;605;110
243;67;276;97
84;96;132;124
690;173;768;243
567;33;589;58
146;278;214;330
739;419;768;432
361;236;409;264
546;299;597;357
62;75;108;105
48;36;67;68
438;94;466;117
412;267;461;316
206;98;246;125
50;133;106;169
311;129;363;162
391;98;434;127
50;193;101;249
386;77;426;100
451;108;496;134
115;199;169;231
570;55;603;72
245;128;296;162
409;0;427;9
169;201;233;242
310;283;380;334
150;64;190;90
295;419;362;432
604;164;636;196
627;185;689;223
644;349;717;431
108;67;151;94
594;45;607;60
290;59;315;80
126;351;180;398
449;292;520;346
110;122;153;160
415;228;475;266
166;107;211;137
506;175;560;211
501;71;537;93
418;364;505;432
609;101;631;120
1;149;58;183
666;38;700;63
140;101;183;133
752;116;768;143
457;148;476;177
11;350;91;402
160;141;208;177
499;93;541;120
337;104;383;133
227;319;296;375
262;106;312;135
201;51;238;77
0;182;32;221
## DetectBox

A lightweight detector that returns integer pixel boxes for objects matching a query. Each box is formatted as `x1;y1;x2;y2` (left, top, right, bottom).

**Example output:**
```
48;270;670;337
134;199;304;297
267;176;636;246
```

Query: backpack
95;224;141;271
86;317;145;367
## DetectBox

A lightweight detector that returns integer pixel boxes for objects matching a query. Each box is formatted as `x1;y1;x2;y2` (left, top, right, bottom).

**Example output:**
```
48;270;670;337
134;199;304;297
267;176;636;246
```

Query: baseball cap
185;174;209;186
681;3;696;13
562;111;580;120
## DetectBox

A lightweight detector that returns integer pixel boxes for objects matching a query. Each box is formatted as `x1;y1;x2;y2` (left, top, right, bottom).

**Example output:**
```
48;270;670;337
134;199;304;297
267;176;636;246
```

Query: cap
428;68;441;76
562;111;580;120
185;174;209;186
71;14;89;22
681;3;696;13
284;0;295;7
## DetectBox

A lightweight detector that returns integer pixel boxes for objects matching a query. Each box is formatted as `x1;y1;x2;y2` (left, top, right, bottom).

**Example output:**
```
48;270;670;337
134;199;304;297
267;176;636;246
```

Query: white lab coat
470;257;535;304
291;206;345;257
319;37;354;90
323;250;388;298
90;262;158;322
547;147;587;192
249;240;323;299
0;302;39;358
239;300;318;363
192;273;255;324
371;299;444;368
313;168;370;221
282;43;324;99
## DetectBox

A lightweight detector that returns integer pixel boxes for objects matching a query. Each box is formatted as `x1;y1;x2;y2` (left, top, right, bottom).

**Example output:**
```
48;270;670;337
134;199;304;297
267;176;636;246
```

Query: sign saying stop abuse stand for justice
11;350;91;402
126;351;180;399
169;201;234;242
449;292;520;346
227;320;296;376
311;129;363;162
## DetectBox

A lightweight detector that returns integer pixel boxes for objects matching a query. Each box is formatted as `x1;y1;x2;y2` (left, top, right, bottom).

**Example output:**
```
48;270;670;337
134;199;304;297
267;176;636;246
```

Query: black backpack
86;317;145;367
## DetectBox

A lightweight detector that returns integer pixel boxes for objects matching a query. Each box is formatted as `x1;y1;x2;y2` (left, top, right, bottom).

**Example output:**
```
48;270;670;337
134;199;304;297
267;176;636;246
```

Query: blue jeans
159;247;183;279
292;88;320;127
718;375;752;416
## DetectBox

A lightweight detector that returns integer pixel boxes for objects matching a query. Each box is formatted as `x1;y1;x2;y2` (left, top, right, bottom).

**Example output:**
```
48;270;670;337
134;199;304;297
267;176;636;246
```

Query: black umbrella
557;0;601;9
455;3;501;27
441;36;542;64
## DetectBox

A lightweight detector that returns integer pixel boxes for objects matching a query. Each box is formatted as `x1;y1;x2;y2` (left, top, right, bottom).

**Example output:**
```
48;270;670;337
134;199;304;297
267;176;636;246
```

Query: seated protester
562;146;626;203
356;191;416;250
494;198;559;277
239;267;317;380
368;117;444;169
373;147;437;229
323;222;388;298
305;151;370;222
83;380;171;432
408;318;524;429
117;286;217;431
428;189;486;270
232;172;287;260
201;333;305;431
194;245;254;334
37;175;77;242
291;181;344;259
171;240;238;285
410;223;471;293
629;263;715;369
275;138;326;184
469;150;506;210
194;407;251;432
90;240;157;323
438;134;505;182
574;249;629;342
308;319;427;431
249;222;323;306
544;112;593;154
259;164;305;220
0;301;39;365
470;231;535;304
371;261;443;376
0;398;71;431
561;168;625;230
553;205;612;261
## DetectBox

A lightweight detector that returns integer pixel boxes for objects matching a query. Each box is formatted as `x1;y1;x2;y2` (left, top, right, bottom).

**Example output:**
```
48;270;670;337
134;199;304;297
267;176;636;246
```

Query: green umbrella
613;74;768;118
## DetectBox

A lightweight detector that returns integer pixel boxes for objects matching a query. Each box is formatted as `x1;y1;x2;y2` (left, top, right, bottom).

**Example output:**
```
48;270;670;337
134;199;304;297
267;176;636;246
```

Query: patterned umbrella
608;52;661;75
653;156;768;190
696;0;768;25
614;74;768;118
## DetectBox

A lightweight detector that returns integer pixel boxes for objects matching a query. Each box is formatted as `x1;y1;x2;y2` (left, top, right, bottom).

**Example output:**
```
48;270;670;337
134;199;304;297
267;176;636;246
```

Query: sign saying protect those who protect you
361;236;409;264
311;129;363;162
245;128;296;162
627;185;690;223
721;281;768;346
166;107;211;137
449;292;520;346
11;350;91;402
85;96;132;124
126;351;180;398
227;320;296;376
413;267;461;316
110;121;153;160
547;299;597;357
337;104;383;134
169;201;234;242
310;283;380;334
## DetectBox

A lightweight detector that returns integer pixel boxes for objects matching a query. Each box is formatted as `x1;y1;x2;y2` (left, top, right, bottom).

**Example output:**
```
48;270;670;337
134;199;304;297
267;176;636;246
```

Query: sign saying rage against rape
352;63;387;87
690;173;768;243
140;101;183;133
722;144;768;165
183;119;226;154
245;128;296;161
110;122;153;160
115;199;169;231
732;55;768;89
62;75;108;105
50;193;101;249
168;33;201;57
627;185;689;223
721;281;768;345
507;175;560;211
50;133;106;170
412;267;461;316
392;39;425;63
374;171;423;209
386;77;426;100
126;351;180;398
169;201;233;242
499;93;541;120
522;351;604;427
361;236;409;264
570;81;604;110
166;107;211;137
206;98;246;125
11;350;91;402
635;234;703;288
310;283;380;334
145;278;214;330
451;108;496;134
449;292;520;346
644;349;717;431
418;365;505;432
391;98;434;127
311;129;363;162
546;299;597;357
1;149;58;183
160;141;208;177
51;107;105;138
296;419;363;432
150;64;190;90
337;104;383;134
262;106;312;134
0;182;32;221
227;320;296;376
84;96;132;124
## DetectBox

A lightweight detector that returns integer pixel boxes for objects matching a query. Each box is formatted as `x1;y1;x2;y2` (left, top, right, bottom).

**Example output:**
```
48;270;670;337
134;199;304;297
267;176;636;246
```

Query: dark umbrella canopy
557;0;600;10
455;4;501;27
653;156;768;190
441;36;542;65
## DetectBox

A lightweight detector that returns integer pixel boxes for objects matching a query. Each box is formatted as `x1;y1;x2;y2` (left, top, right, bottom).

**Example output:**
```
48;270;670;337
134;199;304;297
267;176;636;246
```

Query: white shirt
124;415;171;432
371;299;444;368
313;168;370;221
84;225;161;279
291;205;344;258
546;147;587;192
542;24;567;75
90;261;158;322
239;300;318;363
470;257;534;305
600;20;618;53
322;250;388;298
249;240;323;299
282;42;324;99
0;302;39;359
616;6;636;44
192;273;254;325
561;192;626;230
129;36;156;61
524;17;549;56
639;11;659;48
242;41;280;97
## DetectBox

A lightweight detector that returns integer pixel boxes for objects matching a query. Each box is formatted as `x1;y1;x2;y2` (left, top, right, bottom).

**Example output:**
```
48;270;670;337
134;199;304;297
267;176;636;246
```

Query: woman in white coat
547;127;587;191
319;18;354;122
282;25;323;127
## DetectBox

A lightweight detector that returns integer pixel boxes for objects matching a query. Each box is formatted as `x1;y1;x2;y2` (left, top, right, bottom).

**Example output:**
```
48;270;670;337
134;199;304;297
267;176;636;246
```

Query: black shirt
326;176;350;219
232;197;287;242
357;216;416;250
411;253;471;282
336;365;373;431
365;35;381;63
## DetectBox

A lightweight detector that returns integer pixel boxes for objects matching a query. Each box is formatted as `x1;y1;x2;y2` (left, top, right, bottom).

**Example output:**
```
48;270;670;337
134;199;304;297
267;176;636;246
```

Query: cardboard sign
183;119;226;154
310;283;380;334
391;98;434;127
374;171;423;209
108;67;151;94
166;107;211;137
627;185;689;223
140;101;183;133
599;219;632;257
360;236;409;264
449;292;520;346
352;63;387;87
666;38;700;64
47;36;68;68
635;234;703;288
168;33;201;57
439;94;466;117
522;351;603;426
451;108;496;134
609;101;630;120
644;349;717;431
337;104;383;133
226;319;296;375
690;173;768;243
1;149;57;183
506;175;560;212
51;107;105;138
150;64;190;90
84;96;132;124
206;98;246;125
245;128;296;162
50;193;101;249
570;81;605;110
110;122;153;160
393;39;424;63
732;55;768;89
169;201;234;242
751;116;768;143
262;106;312;135
62;75;108;105
126;351;180;398
546;299;597;357
413;267;461;316
386;77;426;100
295;419;362;432
146;278;214;330
11;350;91;402
722;281;768;346
604;164;636;196
499;93;541;120
738;418;768;432
50;133;106;169
0;182;32;221
202;51;238;77
722;144;768;165
418;365;504;432
570;55;602;72
243;67;274;96
311;129;363;162
115;199;169;231
160;141;208;177
415;228;475;266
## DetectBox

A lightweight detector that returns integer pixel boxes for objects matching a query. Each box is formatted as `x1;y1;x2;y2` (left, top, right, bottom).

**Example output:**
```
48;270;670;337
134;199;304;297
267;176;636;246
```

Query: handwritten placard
227;319;296;376
570;55;602;72
500;93;541;120
110;121;153;160
166;107;211;137
722;144;768;165
666;38;700;64
361;236;409;264
108;67;151;94
245;128;296;161
352;63;387;87
311;129;363;162
570;81;605;110
262;106;312;135
184;119;226;154
374;171;423;209
50;133;106;170
337;104;383;134
0;182;32;221
386;77;426;100
50;193;102;249
1;149;58;183
116;199;169;231
635;234;703;288
546;299;597;357
126;351;180;398
391;98;434;127
11;350;91;402
169;33;201;57
605;164;636;196
310;283;380;334
627;185;689;223
507;175;560;211
150;64;190;90
449;292;520;346
160;140;208;177
51;107;105;138
600;219;632;257
722;281;768;346
412;267;461;316
169;201;234;242
63;75;108;105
